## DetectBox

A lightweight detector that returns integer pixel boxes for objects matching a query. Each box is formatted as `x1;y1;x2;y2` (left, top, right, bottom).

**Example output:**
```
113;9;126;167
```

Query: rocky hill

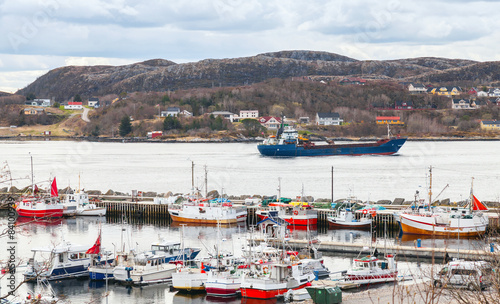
17;50;484;101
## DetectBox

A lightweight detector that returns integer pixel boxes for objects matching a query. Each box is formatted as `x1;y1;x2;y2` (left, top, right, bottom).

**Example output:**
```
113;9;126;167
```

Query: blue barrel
491;243;495;253
417;239;421;248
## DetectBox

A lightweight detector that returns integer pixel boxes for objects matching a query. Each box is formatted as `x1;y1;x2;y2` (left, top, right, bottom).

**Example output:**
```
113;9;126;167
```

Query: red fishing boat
256;203;317;226
16;177;63;218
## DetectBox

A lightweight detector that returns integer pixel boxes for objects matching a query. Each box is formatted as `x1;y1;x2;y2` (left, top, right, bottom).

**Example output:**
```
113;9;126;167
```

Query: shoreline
1;135;500;143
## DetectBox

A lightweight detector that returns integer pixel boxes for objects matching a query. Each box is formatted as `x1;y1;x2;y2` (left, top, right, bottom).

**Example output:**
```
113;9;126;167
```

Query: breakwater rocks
2;186;500;208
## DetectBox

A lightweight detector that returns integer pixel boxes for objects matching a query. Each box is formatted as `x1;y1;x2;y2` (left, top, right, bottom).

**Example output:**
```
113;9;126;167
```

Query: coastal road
81;107;90;122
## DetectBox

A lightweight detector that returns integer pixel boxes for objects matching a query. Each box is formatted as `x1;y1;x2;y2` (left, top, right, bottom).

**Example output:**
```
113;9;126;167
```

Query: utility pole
331;166;334;203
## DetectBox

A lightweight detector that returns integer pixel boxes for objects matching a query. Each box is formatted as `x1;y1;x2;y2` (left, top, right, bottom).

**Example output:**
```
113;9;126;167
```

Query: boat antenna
276;113;285;139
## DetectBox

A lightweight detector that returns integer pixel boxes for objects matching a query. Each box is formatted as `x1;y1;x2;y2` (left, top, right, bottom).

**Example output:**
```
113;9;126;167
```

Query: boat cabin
150;241;182;255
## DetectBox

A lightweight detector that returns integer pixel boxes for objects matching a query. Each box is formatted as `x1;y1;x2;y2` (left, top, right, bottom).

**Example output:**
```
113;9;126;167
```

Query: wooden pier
256;238;499;262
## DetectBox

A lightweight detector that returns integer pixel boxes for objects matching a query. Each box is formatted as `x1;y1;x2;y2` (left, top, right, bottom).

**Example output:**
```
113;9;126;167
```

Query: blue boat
24;241;112;281
258;127;406;157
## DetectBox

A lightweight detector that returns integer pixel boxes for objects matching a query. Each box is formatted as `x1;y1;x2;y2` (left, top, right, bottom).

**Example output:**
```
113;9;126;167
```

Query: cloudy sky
0;0;499;93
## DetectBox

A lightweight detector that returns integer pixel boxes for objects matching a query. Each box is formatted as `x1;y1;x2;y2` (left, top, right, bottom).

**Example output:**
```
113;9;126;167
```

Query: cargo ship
257;126;406;157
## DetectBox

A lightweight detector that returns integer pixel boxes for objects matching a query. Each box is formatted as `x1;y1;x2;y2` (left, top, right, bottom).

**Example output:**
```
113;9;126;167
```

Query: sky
1;0;500;93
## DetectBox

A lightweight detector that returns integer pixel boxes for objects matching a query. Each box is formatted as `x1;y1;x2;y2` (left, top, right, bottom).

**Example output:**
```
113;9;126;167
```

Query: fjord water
0;216;486;304
0;140;498;303
1;140;500;202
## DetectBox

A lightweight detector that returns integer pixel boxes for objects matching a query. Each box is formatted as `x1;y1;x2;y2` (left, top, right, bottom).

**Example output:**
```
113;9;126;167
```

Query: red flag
34;185;39;195
472;195;488;211
86;233;101;254
50;177;58;197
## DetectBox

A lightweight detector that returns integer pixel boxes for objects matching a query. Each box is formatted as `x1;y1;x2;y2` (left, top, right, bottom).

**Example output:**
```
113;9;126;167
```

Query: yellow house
429;86;462;96
481;120;500;130
376;116;404;125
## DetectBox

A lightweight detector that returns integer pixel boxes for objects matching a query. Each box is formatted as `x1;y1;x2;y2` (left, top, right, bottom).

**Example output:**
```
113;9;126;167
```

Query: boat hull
240;282;311;300
256;214;317;226
400;214;487;237
258;138;407;157
172;269;208;292
89;267;114;280
16;207;63;218
169;206;247;224
205;281;241;297
327;218;372;229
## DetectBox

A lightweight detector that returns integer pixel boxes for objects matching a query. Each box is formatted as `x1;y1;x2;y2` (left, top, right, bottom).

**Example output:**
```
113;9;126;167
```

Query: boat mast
469;177;474;212
278;177;281;204
428;166;433;211
30;152;34;194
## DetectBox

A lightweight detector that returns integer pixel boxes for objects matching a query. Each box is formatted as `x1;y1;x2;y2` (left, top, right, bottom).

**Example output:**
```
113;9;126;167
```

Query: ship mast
428;166;433;211
30;153;34;194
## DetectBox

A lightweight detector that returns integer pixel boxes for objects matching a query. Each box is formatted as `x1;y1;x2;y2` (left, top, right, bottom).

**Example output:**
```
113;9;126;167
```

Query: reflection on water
173;292;206;304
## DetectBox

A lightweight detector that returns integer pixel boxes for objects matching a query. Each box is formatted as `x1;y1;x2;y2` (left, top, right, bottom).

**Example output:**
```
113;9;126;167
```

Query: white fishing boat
62;189;106;216
343;254;398;285
327;201;373;229
172;264;209;292
113;240;201;285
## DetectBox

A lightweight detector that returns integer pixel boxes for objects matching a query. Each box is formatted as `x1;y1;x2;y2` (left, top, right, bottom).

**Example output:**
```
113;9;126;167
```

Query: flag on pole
86;231;101;254
34;185;39;195
472;195;488;211
50;177;58;197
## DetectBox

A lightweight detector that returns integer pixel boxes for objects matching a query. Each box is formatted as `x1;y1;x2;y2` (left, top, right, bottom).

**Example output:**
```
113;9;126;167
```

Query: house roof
481;120;500;125
376;116;400;120
88;97;99;102
167;107;180;111
211;111;234;115
317;112;340;119
452;99;470;104
68;102;82;105
259;116;282;123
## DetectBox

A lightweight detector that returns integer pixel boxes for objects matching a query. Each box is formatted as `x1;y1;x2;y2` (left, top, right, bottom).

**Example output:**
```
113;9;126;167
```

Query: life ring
263;266;269;273
293;210;299;216
362;209;368;214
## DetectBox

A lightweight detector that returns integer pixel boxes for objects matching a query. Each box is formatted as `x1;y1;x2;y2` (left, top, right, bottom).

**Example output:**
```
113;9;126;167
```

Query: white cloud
1;0;500;92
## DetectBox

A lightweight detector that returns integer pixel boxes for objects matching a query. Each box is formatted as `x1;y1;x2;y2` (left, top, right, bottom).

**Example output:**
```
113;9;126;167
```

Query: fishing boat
113;240;201;285
239;262;315;299
62;189;106;216
343;254;398;285
399;173;489;237
24;240;97;280
171;264;209;292
257;125;406;157
16;177;63;218
168;198;247;224
256;202;317;226
327;202;374;229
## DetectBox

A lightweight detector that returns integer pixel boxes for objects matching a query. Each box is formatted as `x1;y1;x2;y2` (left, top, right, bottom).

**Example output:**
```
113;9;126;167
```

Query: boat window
151;245;160;251
59;254;63;263
79;253;85;259
70;253;78;260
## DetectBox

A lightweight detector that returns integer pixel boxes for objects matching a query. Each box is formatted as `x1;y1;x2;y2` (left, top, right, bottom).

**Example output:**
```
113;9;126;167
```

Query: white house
64;102;83;110
259;116;282;129
408;83;427;94
477;91;488;97
25;99;51;107
211;111;236;122
488;88;500;97
316;112;343;126
88;97;100;108
452;99;475;109
239;110;259;119
160;107;181;117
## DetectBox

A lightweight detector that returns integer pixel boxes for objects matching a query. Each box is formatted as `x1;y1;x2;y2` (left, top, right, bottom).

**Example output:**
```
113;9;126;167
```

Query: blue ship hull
258;137;407;157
